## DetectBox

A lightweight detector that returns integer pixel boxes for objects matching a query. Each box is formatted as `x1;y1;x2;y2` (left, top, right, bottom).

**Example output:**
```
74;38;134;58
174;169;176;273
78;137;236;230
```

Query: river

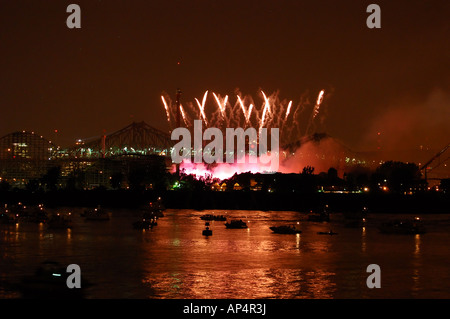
1;208;450;299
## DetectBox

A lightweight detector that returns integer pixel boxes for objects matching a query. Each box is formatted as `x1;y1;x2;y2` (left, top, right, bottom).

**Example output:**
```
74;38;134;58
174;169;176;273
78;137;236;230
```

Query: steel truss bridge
0;122;174;188
68;121;173;159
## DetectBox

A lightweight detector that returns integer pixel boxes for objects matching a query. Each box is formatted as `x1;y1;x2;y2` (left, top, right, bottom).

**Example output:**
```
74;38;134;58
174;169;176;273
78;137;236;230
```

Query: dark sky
1;0;449;152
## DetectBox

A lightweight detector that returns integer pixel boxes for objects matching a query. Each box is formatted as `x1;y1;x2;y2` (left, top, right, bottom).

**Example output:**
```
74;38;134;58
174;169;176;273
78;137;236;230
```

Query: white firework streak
161;95;171;124
195;90;209;125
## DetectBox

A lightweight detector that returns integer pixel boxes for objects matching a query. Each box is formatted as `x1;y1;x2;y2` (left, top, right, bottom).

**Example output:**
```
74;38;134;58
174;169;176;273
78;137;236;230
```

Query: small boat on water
83;206;110;221
317;230;338;235
0;212;17;225
344;218;366;228
133;203;161;229
269;224;302;234
202;222;213;236
13;204;49;224
47;213;72;229
307;212;330;222
200;214;227;221
0;205;18;225
29;205;49;223
225;219;248;229
19;261;90;299
344;207;368;228
378;217;426;235
7;202;27;216
132;218;157;230
307;205;330;222
140;197;166;218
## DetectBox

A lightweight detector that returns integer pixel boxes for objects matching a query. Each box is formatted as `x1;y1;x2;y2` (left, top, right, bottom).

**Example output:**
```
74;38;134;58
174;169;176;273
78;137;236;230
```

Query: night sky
1;0;449;154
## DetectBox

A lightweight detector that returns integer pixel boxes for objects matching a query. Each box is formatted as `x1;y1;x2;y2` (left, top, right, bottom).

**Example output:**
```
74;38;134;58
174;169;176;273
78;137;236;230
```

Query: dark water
1;208;450;299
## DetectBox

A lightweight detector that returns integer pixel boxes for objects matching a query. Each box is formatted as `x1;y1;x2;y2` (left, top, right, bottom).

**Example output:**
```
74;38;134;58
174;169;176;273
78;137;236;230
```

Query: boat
307;205;330;222
33;211;49;223
83;206;110;221
224;219;248;229
202;222;213;236
0;211;18;225
0;204;18;225
344;207;368;228
344;218;366;228
8;202;27;217
317;230;338;235
153;197;165;210
200;214;227;221
202;229;213;236
21;204;49;223
307;212;330;222
47;213;72;229
19;261;90;299
378;218;426;235
141;199;165;218
132;218;157;230
269;225;302;234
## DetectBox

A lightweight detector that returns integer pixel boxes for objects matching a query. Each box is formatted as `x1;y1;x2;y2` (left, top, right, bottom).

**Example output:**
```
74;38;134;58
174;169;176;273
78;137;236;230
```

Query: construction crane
420;143;450;181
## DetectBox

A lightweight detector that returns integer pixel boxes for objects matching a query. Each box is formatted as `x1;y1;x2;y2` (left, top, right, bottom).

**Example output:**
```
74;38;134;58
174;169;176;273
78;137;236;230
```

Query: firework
162;88;327;180
237;95;253;124
162;89;326;139
284;100;293;121
161;95;171;126
179;104;188;126
305;89;325;136
213;92;228;117
259;90;271;133
195;91;209;125
313;89;325;119
247;103;254;124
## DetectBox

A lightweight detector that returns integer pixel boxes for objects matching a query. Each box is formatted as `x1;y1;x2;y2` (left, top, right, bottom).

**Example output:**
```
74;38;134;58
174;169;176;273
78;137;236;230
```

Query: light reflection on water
1;208;450;298
144;268;337;299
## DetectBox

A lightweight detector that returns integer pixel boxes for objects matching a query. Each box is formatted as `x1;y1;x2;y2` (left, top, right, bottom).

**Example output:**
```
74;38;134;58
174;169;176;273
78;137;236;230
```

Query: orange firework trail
237;95;253;124
304;89;326;136
161;88;327;145
195;91;209;125
259;90;271;133
237;95;246;115
213;92;228;117
284;100;293;121
312;89;325;119
161;95;171;125
247;103;253;123
179;104;188;126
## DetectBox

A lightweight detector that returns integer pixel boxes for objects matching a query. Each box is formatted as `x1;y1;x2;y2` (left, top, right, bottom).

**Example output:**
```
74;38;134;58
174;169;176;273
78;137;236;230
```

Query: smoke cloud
360;87;450;152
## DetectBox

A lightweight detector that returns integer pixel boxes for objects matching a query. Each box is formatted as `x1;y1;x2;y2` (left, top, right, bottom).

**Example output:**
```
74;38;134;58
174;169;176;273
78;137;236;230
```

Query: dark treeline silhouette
0;160;448;213
176;161;427;195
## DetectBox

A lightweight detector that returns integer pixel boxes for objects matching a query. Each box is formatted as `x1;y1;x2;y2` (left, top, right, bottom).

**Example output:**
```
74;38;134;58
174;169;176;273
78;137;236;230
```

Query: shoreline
1;190;448;214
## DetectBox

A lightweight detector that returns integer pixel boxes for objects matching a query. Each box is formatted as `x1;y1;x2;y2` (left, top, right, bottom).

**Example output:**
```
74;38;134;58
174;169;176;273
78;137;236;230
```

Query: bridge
0;122;175;188
420;143;450;182
69;121;174;159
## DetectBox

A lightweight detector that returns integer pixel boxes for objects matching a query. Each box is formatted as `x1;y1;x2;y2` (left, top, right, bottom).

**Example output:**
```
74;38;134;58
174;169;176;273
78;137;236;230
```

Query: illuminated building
0;131;57;187
0;122;173;189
